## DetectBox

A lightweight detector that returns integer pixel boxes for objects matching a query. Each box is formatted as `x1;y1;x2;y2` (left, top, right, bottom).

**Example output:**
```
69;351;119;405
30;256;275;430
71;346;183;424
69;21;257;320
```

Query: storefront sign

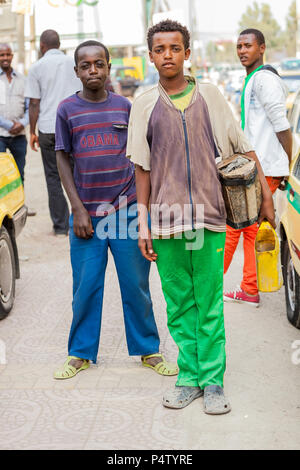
11;0;34;15
48;0;99;6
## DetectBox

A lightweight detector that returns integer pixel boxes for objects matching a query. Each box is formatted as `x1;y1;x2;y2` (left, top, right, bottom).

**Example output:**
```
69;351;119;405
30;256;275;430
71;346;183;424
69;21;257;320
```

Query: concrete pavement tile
0;392;43;449
182;402;300;450
94;371;122;390
75;365;104;389
0;390;104;450
84;391;185;450
118;369;167;388
0;365;40;390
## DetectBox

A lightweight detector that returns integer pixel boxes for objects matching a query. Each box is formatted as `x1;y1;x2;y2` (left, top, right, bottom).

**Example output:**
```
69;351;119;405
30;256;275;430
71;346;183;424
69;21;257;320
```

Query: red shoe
223;286;260;308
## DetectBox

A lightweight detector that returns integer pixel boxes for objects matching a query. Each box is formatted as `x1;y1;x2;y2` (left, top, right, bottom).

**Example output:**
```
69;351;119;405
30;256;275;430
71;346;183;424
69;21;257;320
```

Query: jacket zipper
181;111;194;230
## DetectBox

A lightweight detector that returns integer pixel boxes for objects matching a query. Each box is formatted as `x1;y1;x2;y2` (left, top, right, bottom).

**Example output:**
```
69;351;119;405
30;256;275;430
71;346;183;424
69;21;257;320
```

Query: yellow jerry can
255;221;283;292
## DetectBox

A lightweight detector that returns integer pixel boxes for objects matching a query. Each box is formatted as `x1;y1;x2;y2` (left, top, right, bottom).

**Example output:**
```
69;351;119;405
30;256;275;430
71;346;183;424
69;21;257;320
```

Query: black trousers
39;131;69;234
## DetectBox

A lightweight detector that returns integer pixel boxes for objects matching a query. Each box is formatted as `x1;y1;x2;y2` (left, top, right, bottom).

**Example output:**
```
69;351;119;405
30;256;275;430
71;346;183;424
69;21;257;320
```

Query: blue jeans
68;204;160;363
0;135;27;182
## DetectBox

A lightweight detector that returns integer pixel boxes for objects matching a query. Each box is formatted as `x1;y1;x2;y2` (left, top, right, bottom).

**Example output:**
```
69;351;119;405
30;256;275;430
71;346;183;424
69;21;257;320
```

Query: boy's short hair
74;40;110;66
147;19;190;51
239;28;265;46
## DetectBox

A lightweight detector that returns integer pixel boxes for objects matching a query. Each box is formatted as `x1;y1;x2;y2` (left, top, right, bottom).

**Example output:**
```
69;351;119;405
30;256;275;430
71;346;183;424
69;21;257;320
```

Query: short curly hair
74;40;110;66
147;19;190;51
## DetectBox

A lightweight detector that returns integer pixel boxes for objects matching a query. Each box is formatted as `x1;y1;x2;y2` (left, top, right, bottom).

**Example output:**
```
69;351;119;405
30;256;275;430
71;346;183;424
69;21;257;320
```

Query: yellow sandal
54;356;90;380
141;353;178;376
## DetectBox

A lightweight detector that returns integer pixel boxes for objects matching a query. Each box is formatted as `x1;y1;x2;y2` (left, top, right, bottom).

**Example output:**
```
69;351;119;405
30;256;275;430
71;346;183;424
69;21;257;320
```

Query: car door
287;153;300;273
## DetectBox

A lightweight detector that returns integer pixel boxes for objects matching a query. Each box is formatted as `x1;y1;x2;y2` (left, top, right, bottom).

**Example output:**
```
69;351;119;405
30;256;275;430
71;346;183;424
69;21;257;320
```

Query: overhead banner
11;0;34;15
47;0;99;6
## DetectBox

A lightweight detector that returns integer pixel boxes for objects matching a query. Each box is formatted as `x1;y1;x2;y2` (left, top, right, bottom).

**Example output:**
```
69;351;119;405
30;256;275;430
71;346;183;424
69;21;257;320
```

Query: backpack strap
260;64;280;77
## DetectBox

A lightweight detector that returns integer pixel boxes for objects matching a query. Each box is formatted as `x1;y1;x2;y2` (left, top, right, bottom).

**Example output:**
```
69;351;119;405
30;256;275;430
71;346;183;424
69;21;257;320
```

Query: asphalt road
0;145;299;451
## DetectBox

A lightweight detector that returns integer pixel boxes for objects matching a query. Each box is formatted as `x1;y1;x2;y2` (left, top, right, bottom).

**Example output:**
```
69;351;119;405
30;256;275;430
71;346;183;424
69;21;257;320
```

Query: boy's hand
138;225;157;262
278;176;288;191
258;193;276;229
73;207;94;239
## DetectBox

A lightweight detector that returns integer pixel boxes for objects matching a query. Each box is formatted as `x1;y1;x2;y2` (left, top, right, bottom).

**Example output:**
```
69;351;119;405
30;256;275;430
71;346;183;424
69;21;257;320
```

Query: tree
238;2;282;59
206;41;239;65
284;0;297;57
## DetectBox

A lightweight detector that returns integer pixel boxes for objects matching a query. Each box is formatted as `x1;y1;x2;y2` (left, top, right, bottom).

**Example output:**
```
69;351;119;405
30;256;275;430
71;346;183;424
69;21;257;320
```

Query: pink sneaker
223;286;260;307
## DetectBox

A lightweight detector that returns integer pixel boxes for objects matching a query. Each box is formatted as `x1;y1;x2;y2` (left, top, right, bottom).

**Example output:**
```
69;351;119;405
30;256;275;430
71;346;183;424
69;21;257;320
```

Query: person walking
0;43;36;216
54;40;178;379
25;30;81;236
0;43;28;183
127;20;275;414
224;29;292;307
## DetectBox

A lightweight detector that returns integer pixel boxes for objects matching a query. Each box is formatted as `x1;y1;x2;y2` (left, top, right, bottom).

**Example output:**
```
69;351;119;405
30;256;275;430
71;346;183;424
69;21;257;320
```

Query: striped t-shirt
55;92;136;216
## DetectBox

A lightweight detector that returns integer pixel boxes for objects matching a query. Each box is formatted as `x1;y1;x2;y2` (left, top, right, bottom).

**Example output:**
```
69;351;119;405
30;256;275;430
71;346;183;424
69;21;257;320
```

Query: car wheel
0;226;16;320
282;239;300;328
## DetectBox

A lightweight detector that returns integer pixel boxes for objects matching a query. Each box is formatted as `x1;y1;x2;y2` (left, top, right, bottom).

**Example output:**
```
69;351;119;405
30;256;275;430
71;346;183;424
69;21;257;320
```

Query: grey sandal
203;385;231;415
163;386;203;409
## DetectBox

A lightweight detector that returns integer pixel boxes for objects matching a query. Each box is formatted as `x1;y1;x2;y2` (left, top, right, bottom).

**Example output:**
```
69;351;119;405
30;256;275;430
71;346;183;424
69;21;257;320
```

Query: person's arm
10;96;29;135
126;94;157;259
9;99;28;134
56;150;94;239
255;73;292;164
213;84;276;228
9;121;24;135
135;165;157;262
276;128;293;164
29;98;40;151
0;115;14;131
244;150;275;228
14;97;29;131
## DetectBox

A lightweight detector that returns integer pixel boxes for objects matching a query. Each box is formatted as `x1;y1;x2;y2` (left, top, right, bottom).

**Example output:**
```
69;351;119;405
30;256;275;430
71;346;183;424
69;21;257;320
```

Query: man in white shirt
25;30;81;235
0;43;28;183
224;28;292;307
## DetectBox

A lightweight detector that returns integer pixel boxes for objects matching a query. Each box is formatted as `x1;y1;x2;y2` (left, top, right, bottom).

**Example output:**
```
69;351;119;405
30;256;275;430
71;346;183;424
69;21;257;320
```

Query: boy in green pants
127;20;275;414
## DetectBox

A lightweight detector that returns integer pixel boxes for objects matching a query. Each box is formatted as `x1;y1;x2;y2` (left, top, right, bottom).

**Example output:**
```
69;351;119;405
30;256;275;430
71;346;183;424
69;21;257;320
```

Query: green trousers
153;229;226;388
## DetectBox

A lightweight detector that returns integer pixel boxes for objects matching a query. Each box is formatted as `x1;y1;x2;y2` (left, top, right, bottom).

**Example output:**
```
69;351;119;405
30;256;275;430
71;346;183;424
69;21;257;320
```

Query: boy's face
75;45;110;91
237;34;265;68
149;31;190;80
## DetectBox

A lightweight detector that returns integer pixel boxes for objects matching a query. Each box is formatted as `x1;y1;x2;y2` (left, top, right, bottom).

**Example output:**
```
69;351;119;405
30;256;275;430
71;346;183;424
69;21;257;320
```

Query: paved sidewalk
0;148;299;450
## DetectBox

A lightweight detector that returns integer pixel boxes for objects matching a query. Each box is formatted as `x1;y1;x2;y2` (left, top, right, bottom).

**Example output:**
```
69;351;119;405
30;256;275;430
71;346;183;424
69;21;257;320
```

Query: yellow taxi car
280;70;300;111
277;151;300;328
0;152;27;320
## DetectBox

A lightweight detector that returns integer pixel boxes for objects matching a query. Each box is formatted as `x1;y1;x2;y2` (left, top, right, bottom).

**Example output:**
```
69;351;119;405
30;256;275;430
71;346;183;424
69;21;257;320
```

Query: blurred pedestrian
224;29;292;307
0;45;27;181
127;20;274;414
53;40;178;379
0;43;36;216
25;30;81;236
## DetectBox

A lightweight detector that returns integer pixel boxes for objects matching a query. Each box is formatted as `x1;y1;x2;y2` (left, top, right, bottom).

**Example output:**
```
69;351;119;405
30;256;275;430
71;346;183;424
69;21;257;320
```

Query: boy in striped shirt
54;40;177;379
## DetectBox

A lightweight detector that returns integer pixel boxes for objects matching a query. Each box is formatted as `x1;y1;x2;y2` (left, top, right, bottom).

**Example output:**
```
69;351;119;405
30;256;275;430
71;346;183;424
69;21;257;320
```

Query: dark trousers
39;131;69;234
0;135;27;182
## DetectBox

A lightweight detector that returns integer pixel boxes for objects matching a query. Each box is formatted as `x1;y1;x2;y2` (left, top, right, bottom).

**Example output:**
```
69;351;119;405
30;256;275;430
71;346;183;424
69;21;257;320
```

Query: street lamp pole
297;0;300;58
29;3;36;62
16;12;25;71
189;0;196;69
77;2;84;41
